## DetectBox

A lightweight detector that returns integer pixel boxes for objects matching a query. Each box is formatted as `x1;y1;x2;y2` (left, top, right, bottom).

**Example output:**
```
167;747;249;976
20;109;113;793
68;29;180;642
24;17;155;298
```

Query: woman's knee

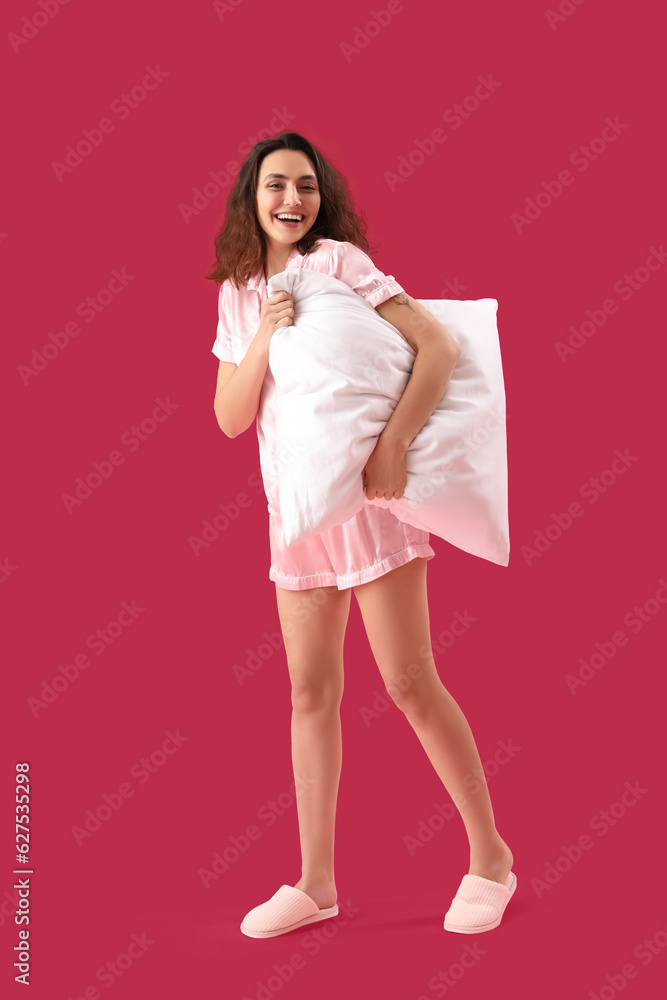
289;671;344;714
380;660;441;718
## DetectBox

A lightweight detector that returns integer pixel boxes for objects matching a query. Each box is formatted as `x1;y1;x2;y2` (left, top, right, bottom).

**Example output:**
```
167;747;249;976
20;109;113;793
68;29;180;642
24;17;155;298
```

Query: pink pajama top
211;238;405;515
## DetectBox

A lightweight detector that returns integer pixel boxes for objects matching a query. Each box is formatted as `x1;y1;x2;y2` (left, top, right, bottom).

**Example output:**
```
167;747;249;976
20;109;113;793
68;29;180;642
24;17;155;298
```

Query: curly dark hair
204;131;378;288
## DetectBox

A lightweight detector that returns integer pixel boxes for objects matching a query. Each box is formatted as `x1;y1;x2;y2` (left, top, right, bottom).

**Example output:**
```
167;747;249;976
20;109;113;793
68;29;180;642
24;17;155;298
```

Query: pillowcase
266;269;509;566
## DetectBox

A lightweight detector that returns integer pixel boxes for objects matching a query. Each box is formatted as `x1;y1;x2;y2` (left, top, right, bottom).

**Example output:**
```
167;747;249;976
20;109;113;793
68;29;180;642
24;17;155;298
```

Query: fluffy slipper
444;871;517;933
240;884;339;939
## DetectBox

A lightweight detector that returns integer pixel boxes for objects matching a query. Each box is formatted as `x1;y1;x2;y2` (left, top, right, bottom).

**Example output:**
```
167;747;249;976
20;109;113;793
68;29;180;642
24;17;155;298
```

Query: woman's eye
268;183;316;190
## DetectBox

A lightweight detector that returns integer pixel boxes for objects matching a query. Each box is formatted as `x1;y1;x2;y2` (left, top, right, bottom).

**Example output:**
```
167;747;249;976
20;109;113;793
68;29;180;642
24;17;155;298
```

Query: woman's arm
374;292;461;453
214;290;295;438
213;331;272;438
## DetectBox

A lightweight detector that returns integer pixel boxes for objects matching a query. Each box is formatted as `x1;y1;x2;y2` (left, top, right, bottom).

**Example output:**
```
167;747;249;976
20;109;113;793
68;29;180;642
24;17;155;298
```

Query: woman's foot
293;876;337;910
468;835;514;885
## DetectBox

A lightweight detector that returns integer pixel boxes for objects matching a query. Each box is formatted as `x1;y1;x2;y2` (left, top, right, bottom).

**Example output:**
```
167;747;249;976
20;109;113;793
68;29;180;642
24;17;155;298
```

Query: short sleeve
211;282;236;363
328;241;405;309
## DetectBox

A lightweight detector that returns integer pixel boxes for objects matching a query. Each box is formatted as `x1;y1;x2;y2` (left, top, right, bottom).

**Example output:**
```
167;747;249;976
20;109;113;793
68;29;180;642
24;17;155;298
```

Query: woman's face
255;149;321;251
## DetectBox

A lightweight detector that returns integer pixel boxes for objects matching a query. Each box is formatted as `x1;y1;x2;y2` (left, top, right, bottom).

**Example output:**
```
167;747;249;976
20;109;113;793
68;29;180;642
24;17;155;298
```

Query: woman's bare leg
353;558;513;883
274;582;351;908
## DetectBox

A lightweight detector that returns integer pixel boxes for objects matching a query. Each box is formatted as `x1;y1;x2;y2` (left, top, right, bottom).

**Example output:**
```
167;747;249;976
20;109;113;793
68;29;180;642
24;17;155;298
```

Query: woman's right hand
257;291;295;340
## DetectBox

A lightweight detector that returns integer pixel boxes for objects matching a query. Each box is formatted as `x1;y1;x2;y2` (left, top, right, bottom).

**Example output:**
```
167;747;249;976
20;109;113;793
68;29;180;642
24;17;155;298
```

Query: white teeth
276;214;303;221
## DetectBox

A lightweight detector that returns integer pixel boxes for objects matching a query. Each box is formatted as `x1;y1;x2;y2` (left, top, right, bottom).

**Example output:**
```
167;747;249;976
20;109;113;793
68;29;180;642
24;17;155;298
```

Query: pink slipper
444;871;517;933
240;884;339;939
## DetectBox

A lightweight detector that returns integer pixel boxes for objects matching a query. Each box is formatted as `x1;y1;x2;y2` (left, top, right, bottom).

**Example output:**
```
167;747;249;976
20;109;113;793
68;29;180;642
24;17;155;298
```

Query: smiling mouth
274;215;305;227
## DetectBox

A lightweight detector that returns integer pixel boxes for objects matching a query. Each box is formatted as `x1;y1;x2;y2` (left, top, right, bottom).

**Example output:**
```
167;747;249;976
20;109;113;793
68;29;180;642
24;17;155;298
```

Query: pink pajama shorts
268;502;436;591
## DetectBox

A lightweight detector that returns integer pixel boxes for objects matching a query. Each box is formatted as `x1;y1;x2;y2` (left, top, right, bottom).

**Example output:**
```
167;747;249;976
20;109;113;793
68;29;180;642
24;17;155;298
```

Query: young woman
208;131;516;938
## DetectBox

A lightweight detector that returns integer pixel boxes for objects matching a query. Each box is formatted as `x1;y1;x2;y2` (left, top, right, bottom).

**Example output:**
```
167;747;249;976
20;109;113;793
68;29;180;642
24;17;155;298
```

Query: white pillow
266;269;509;566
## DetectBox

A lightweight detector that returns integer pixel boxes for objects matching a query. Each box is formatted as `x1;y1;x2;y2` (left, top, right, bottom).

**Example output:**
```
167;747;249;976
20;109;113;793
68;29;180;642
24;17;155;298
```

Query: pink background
3;0;665;997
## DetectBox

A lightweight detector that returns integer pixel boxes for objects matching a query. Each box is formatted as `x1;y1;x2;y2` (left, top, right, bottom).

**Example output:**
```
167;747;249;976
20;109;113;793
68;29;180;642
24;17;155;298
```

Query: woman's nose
283;186;301;206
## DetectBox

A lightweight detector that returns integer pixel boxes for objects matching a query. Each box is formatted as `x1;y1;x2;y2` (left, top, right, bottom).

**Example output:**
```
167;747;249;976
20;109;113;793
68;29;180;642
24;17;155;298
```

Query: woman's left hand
362;436;408;500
